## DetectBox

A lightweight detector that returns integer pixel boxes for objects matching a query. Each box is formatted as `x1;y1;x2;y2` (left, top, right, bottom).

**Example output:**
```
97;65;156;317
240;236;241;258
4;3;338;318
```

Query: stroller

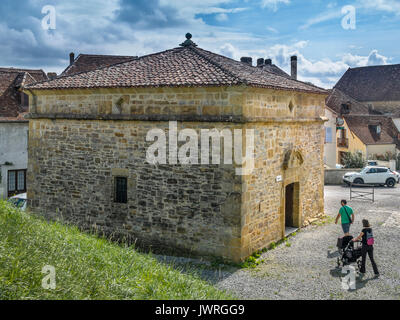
336;235;363;271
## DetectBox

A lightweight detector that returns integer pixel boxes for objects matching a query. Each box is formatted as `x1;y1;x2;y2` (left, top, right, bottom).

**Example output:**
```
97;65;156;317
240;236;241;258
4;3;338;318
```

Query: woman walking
352;219;379;277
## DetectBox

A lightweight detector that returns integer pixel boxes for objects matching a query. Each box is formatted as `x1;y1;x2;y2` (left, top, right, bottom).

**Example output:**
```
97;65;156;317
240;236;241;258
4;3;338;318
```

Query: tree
343;152;366;169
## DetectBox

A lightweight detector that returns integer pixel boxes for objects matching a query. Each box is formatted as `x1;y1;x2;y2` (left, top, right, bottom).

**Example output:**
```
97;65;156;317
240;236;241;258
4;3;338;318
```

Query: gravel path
188;185;400;300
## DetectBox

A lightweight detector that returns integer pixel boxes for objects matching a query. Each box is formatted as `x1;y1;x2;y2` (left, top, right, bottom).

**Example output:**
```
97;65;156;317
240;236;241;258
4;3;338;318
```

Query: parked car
343;166;398;187
7;193;27;211
393;170;400;183
367;160;378;166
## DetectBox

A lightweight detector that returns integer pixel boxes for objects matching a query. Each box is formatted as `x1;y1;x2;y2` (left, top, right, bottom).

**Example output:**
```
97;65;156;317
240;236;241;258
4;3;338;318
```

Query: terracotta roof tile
27;45;327;94
345;115;400;146
0;68;47;120
326;88;370;115
335;64;400;102
61;54;137;76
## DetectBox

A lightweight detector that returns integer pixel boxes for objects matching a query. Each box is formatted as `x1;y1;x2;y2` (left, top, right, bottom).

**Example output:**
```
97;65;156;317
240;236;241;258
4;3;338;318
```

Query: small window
7;169;26;197
114;177;127;203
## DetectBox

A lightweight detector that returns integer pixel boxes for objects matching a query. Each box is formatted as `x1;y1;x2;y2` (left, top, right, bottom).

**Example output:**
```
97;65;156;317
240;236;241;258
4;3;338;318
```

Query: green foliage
343;152;366;169
0;201;232;300
240;253;264;269
370;152;396;161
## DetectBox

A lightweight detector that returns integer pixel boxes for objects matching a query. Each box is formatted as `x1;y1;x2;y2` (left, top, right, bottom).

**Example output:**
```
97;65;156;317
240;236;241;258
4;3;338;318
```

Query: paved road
209;185;400;300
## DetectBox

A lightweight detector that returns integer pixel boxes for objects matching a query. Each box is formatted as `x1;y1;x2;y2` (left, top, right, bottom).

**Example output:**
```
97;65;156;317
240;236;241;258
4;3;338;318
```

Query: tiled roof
345;115;400;146
61;54;137;76
326;88;370;115
335;64;400;102
26;44;327;94
259;64;291;78
0;68;47;121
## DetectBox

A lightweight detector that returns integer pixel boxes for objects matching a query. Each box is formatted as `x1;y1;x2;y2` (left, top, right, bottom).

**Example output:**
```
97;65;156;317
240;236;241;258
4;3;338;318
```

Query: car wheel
353;178;364;185
386;178;395;188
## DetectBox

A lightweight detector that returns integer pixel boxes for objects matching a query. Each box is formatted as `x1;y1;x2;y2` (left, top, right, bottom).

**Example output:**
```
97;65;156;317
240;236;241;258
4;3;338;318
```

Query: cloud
266;26;279;33
260;0;290;11
216;13;229;21
357;0;400;15
300;9;342;29
217;40;390;88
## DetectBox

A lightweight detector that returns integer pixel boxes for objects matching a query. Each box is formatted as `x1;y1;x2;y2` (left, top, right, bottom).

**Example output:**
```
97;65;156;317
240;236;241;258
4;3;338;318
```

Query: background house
335;64;400;116
326;82;400;166
0;68;47;199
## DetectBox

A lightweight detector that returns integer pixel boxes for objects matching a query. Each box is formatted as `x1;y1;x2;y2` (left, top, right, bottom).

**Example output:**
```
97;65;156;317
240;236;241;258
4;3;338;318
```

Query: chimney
291;55;297;80
257;58;264;67
47;72;57;80
265;59;272;65
69;52;75;65
240;57;253;66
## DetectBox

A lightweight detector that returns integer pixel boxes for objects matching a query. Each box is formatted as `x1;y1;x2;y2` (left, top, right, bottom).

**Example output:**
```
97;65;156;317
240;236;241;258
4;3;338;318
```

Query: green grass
0;202;232;300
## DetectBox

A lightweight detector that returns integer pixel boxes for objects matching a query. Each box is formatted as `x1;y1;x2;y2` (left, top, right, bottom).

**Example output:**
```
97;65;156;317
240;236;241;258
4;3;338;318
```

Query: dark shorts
342;223;351;234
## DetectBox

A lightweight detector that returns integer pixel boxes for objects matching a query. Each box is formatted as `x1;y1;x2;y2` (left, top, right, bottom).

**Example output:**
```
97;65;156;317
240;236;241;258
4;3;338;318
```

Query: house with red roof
0;67;47;199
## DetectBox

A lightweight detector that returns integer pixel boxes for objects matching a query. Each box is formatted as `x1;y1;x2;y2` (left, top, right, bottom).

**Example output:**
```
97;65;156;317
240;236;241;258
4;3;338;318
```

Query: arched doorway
282;149;303;237
285;182;300;235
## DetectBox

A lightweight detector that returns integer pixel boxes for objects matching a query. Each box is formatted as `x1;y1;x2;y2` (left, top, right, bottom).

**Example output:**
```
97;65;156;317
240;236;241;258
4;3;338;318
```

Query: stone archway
281;149;304;237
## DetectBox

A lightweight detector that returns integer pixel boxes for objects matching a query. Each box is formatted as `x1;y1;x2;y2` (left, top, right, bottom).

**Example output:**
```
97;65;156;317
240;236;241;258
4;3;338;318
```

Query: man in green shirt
335;199;354;236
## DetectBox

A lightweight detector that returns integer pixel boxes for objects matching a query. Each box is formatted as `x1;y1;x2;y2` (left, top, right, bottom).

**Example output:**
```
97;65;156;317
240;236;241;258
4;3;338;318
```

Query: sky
0;0;399;88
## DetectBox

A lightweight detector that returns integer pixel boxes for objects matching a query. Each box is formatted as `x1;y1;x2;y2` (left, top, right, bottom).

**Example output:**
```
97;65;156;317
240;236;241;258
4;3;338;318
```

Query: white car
7;193;27;211
343;166;398;187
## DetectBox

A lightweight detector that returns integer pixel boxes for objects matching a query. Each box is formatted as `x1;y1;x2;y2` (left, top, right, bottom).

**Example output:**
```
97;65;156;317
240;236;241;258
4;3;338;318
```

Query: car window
377;168;388;173
367;168;377;174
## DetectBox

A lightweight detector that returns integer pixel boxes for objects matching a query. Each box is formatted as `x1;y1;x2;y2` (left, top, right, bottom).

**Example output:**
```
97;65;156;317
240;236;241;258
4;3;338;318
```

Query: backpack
366;229;375;246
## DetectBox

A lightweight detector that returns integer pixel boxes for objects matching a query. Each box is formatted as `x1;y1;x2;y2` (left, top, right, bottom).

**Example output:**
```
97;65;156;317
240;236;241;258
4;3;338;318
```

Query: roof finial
180;33;197;47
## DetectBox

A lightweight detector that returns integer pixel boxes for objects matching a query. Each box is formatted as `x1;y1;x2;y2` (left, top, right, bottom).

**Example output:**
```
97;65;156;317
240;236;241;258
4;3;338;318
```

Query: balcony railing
337;137;349;148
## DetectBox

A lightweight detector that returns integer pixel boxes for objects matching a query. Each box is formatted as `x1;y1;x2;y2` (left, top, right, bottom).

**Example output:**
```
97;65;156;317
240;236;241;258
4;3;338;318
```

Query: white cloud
357;0;400;15
300;9;342;29
216;13;228;21
216;40;390;88
266;26;279;33
260;0;290;11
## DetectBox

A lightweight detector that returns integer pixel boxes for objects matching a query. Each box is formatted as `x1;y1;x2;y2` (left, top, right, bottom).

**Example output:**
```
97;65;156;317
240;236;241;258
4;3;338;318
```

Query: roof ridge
188;46;246;84
348;63;400;70
77;53;136;58
0;67;45;73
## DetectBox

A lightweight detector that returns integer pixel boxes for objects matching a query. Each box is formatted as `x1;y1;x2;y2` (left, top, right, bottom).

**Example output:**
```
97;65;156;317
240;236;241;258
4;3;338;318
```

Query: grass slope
0;202;232;300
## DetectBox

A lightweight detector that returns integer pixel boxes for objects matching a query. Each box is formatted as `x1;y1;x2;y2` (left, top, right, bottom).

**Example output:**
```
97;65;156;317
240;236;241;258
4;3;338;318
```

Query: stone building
25;35;327;262
0;67;47;199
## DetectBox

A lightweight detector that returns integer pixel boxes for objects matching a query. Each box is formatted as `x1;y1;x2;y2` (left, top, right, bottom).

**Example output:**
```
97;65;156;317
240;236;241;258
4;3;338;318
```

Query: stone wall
26;86;326;262
324;168;362;185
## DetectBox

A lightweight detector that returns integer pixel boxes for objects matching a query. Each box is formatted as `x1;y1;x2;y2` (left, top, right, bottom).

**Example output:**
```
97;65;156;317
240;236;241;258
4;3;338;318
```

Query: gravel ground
161;185;400;300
